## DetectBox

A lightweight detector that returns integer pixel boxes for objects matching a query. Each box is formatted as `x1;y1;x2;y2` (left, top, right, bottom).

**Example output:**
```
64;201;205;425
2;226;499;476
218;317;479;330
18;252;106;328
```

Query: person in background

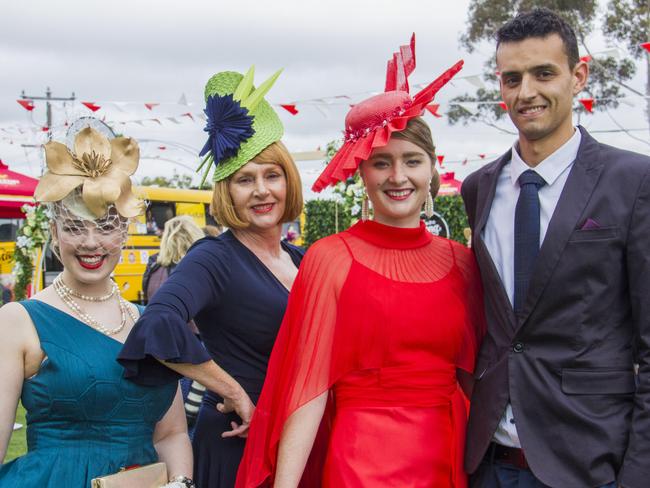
462;9;650;488
0;280;11;305
142;215;205;305
0;124;193;488
203;224;223;237
118;67;305;487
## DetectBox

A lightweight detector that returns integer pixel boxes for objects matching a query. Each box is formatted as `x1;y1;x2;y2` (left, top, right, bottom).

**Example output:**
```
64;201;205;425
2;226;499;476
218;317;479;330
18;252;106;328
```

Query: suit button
513;342;524;353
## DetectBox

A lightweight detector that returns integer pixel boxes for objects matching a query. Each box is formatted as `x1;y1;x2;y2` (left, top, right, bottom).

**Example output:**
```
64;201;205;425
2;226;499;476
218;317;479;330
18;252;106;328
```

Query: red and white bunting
17;100;35;111
579;98;594;113
81;102;101;112
280;104;299;115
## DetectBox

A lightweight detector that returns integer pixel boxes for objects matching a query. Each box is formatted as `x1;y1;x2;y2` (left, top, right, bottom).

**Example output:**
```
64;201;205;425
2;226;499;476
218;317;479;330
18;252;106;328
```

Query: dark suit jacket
462;127;650;488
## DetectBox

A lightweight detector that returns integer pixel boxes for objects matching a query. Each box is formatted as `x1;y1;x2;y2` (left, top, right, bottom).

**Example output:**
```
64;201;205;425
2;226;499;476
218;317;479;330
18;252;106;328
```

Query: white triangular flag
464;75;485;89
112;102;128;112
456;102;477;115
598;48;620;59
314;103;330;119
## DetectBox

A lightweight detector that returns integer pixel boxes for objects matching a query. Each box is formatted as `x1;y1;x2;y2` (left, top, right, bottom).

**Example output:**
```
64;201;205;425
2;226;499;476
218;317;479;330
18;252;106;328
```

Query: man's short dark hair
496;8;580;68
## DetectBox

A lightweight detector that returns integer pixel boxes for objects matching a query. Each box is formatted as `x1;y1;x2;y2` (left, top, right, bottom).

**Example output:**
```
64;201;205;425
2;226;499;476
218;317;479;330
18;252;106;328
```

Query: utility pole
20;88;76;140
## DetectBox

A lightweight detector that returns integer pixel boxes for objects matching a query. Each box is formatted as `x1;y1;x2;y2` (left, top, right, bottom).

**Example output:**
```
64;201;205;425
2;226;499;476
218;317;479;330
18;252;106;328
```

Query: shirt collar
509;128;581;187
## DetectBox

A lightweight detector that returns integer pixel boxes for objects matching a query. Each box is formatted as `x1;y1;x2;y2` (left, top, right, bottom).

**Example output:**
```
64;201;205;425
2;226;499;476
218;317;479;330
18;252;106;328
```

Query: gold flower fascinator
34;127;144;218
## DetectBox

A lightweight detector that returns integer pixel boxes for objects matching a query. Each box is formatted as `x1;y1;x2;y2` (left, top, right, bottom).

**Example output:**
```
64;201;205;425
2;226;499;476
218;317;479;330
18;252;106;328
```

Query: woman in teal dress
0;123;194;488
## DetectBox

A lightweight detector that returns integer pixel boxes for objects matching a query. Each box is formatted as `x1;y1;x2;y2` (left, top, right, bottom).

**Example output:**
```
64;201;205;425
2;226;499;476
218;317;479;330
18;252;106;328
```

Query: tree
603;0;650;136
449;0;645;138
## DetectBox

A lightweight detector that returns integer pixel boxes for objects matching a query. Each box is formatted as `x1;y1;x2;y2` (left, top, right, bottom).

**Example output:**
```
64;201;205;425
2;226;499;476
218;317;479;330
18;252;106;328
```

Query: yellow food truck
2;185;305;302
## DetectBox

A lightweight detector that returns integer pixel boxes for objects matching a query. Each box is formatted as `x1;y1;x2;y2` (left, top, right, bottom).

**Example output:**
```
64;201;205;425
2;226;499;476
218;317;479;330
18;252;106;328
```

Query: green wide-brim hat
203;70;284;182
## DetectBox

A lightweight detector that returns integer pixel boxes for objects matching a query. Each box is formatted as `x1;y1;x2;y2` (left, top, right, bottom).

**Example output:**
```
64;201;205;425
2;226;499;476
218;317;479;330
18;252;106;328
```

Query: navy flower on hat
199;93;255;164
197;67;284;185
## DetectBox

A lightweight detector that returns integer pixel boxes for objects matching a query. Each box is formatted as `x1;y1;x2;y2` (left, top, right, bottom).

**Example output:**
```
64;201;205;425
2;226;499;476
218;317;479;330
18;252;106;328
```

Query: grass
4;403;27;463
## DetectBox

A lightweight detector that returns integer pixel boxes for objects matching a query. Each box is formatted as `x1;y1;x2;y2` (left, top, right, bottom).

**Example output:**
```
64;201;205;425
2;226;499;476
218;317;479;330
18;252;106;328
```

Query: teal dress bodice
0;300;176;487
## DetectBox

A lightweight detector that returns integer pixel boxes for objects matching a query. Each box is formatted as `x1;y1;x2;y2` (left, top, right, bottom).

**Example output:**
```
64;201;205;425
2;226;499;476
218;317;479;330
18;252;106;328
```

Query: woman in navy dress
118;68;305;487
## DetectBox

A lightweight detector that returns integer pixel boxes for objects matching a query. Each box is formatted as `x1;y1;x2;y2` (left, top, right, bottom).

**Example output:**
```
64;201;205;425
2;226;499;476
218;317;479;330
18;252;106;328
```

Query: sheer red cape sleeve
449;242;487;488
235;235;353;487
235;234;486;487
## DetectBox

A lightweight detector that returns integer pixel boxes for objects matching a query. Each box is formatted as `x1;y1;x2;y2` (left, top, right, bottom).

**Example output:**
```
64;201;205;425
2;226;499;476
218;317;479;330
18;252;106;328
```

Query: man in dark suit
462;8;650;488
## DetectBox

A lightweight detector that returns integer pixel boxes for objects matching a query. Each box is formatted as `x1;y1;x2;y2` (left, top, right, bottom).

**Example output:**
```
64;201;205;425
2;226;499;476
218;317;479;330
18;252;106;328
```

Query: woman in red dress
237;36;485;488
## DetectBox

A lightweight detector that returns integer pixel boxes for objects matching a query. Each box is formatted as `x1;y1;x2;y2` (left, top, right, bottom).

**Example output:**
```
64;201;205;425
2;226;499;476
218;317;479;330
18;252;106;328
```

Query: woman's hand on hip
217;389;255;438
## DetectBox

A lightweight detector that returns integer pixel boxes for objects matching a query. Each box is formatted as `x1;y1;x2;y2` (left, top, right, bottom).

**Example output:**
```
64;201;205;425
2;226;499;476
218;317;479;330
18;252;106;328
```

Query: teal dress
0;300;177;487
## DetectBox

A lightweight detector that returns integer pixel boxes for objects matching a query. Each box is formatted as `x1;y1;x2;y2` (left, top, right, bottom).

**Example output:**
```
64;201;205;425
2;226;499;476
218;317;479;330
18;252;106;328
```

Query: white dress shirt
482;128;581;447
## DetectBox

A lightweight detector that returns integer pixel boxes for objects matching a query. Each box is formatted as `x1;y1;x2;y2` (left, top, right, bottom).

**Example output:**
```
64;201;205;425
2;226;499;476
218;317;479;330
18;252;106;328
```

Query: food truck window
0;219;20;241
146;203;175;235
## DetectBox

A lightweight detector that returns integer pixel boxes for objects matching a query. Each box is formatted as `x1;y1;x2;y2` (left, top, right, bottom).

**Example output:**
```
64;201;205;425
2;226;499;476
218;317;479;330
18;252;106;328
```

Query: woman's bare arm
274;391;328;488
0;303;39;462
161;360;254;438
153;386;193;481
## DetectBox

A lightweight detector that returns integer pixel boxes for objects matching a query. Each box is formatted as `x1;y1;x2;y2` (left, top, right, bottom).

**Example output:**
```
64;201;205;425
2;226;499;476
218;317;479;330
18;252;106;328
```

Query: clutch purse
91;462;168;488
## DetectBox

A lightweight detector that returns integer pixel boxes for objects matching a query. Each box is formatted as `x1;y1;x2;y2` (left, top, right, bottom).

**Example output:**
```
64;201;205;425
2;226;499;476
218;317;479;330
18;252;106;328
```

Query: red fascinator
312;34;463;192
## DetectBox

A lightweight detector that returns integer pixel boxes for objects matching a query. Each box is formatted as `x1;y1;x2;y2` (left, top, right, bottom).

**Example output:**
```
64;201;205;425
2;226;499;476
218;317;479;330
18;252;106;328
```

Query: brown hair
202;224;222;236
391;117;440;198
210;141;303;229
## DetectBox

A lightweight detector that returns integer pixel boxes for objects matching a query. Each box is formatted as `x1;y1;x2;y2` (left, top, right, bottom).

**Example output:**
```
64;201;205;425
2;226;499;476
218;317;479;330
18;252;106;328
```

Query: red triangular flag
425;104;442;118
82;102;101;112
640;42;650;53
436;155;445;165
280;104;299;115
158;146;166;150
145;103;159;110
479;154;486;159
17;99;35;111
580;55;592;63
498;101;508;111
579;98;594;113
41;127;49;132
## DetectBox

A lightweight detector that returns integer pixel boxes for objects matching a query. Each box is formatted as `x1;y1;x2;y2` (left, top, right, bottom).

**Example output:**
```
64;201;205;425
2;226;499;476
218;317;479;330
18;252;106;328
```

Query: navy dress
118;231;304;488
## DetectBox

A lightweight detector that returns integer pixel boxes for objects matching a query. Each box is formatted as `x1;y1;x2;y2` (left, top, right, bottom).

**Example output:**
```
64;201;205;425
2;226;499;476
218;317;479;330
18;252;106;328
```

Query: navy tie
514;169;546;315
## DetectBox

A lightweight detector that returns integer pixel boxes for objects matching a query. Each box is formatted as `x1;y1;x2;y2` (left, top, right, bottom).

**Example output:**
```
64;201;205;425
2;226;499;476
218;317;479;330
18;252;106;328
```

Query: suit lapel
472;151;518;334
476;150;511;234
518;127;604;327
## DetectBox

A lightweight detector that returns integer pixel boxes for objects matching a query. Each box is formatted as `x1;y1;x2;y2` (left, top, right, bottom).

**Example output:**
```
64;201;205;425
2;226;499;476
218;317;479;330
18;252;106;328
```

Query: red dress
236;220;485;488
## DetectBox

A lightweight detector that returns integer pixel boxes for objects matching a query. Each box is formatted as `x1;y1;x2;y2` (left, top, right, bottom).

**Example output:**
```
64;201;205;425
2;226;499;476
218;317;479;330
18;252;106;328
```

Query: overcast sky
1;0;648;198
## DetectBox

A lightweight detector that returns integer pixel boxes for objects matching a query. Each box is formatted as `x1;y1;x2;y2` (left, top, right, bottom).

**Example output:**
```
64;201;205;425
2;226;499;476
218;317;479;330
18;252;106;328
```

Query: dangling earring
361;191;370;221
424;182;434;218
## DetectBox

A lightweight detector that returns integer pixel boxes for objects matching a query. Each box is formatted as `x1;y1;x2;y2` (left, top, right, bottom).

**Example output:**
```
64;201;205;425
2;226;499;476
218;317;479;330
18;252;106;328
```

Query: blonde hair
157;215;204;267
210;141;303;229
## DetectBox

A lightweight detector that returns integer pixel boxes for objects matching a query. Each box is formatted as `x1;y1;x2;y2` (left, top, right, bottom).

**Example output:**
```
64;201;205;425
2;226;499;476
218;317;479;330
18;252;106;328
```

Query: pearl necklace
55;276;117;302
53;275;137;336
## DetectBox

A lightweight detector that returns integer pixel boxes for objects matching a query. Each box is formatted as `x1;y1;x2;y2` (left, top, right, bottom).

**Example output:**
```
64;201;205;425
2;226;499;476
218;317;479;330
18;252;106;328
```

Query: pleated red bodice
237;220;485;488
